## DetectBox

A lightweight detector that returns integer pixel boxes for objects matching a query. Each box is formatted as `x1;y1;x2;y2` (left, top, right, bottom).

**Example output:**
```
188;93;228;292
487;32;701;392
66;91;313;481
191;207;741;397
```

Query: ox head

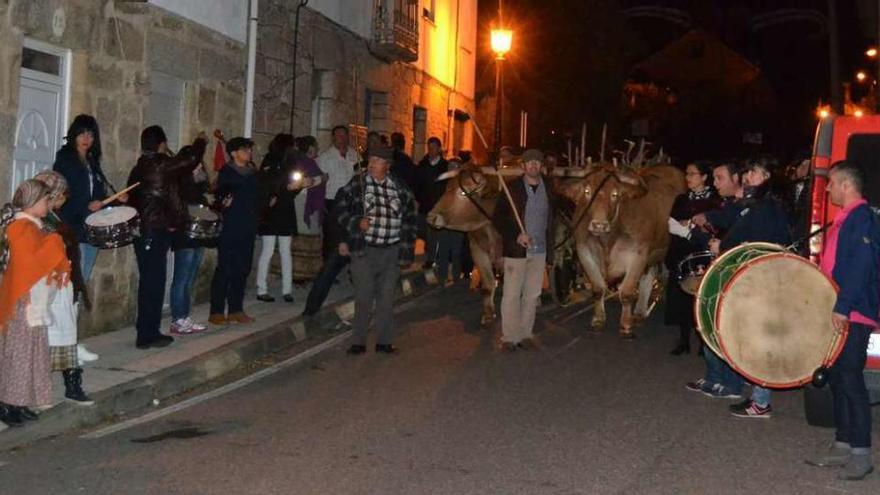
427;164;520;232
556;164;647;236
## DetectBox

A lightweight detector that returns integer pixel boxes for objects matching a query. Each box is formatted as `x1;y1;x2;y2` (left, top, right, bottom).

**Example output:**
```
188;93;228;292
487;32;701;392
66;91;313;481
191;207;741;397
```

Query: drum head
695;243;785;355
716;253;839;388
85;206;138;226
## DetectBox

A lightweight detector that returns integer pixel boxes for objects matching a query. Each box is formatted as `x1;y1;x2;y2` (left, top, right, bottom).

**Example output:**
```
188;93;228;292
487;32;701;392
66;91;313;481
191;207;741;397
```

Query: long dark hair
63;114;102;163
261;133;295;171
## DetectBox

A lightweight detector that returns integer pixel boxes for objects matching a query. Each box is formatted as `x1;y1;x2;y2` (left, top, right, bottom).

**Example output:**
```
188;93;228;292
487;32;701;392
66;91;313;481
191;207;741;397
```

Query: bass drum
695;242;845;388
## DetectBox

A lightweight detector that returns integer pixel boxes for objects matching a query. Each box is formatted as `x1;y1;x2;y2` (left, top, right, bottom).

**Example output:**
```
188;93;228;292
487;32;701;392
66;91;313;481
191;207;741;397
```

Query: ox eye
583;187;592;196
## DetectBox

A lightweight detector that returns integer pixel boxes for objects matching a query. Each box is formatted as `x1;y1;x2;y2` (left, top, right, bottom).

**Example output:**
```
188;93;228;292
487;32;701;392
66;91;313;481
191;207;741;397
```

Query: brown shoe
498;341;517;353
208;314;227;325
516;338;539;350
228;312;255;324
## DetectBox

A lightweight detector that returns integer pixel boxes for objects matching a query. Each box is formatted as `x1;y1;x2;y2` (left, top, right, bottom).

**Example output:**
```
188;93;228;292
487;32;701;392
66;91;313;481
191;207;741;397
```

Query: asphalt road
2;283;879;495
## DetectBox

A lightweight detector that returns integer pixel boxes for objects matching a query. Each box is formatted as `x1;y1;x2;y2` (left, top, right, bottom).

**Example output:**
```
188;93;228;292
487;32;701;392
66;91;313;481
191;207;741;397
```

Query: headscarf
33;170;69;202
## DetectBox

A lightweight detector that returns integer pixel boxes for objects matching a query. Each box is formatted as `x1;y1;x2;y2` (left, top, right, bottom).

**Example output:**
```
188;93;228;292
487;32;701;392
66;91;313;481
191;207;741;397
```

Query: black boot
670;325;691;356
63;368;94;406
0;403;24;427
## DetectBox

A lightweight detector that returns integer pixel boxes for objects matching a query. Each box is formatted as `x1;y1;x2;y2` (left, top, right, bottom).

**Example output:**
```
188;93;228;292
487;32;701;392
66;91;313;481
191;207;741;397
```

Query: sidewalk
0;262;441;451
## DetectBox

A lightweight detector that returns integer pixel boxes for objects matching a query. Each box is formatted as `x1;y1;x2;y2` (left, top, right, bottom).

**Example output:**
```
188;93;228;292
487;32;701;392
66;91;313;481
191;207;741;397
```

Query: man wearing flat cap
493;148;556;351
334;145;418;355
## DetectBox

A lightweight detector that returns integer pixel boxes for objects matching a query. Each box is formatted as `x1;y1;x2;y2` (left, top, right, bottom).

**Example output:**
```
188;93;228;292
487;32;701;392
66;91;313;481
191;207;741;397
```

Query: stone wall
0;0;246;336
252;1;475;159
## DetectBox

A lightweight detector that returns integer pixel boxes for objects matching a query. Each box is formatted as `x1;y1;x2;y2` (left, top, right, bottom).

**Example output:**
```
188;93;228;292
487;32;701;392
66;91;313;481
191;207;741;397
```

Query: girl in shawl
34;170;93;405
0;180;71;427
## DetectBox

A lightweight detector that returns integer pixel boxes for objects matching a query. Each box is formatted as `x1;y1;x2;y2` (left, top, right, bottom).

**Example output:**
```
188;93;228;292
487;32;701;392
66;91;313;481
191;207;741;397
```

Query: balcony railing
371;0;419;63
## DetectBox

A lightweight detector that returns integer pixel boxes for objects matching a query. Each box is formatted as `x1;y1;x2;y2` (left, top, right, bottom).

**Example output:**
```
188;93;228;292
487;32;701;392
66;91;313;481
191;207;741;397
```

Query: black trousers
133;229;172;343
210;234;256;315
831;323;874;449
303;250;350;315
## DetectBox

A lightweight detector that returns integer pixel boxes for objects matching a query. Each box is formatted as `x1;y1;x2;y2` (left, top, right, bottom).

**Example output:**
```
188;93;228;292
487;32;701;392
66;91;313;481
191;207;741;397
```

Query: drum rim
714;252;843;388
84;205;138;226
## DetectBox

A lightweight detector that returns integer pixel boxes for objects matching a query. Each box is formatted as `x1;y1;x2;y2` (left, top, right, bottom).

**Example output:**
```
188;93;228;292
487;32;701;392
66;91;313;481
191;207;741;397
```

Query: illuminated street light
857;71;868;82
855;109;865;117
491;27;513;160
491;29;513;60
868;47;878;58
818;108;830;119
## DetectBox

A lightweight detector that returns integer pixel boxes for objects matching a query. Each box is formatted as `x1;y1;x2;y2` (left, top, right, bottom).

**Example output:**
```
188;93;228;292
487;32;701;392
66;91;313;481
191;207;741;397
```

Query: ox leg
576;244;607;331
633;264;658;320
618;259;648;339
469;234;496;328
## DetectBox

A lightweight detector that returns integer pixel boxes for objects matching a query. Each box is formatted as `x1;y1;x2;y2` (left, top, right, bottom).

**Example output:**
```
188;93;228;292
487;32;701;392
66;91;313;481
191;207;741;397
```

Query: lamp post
491;28;512;163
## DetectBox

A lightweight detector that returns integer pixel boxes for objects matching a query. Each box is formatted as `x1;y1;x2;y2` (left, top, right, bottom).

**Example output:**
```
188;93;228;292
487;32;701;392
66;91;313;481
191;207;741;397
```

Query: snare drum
695;242;845;388
184;204;222;240
676;251;715;295
84;206;140;248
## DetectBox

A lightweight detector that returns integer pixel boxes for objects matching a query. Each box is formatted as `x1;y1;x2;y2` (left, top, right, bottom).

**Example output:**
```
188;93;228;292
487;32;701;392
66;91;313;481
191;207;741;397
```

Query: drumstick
100;182;140;206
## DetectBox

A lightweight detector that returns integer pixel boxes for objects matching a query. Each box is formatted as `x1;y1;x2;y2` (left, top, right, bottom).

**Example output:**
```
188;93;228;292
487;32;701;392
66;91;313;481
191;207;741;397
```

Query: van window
845;134;880;206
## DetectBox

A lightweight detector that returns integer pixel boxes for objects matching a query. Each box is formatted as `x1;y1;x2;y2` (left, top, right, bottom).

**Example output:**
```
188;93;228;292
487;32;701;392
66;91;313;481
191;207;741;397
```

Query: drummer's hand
338;242;350;257
118;193;129;203
692;213;707;227
88;200;102;212
359;217;372;232
708;238;720;255
832;313;848;333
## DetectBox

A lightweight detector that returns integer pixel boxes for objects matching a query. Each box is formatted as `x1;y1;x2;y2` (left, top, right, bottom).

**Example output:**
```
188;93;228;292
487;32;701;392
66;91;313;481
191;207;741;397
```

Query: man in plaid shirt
335;145;417;355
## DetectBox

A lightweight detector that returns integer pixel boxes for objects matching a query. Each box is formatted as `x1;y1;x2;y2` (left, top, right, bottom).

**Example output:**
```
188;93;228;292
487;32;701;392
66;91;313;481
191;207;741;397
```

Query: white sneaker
170;317;207;335
78;344;99;363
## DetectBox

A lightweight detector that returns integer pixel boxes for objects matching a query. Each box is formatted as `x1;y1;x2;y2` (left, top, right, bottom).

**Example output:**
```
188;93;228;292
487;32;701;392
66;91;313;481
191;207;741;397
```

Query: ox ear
555;179;585;203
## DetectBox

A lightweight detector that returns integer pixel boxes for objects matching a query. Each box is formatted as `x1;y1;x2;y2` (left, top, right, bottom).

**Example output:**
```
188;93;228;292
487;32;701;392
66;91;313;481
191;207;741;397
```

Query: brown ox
426;164;512;327
558;164;685;337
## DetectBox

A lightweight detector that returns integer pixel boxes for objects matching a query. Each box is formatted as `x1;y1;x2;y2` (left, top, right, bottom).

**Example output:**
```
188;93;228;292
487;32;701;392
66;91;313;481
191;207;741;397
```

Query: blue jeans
79;242;99;282
831;323;874;448
750;386;771;407
170;247;204;321
703;348;743;394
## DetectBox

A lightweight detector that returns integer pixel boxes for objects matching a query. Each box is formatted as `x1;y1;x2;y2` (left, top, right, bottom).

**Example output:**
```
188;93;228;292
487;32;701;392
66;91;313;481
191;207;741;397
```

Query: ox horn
436;169;461;182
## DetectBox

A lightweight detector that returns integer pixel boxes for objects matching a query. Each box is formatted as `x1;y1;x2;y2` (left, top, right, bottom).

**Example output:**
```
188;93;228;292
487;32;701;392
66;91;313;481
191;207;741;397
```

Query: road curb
0;268;442;452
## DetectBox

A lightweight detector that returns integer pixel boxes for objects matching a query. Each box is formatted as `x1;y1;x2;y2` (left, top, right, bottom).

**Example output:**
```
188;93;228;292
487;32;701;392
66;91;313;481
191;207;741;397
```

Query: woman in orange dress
0;180;71;427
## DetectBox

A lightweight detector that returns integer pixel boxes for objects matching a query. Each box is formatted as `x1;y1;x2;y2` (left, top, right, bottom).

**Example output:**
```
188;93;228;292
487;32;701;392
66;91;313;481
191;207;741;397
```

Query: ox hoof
480;315;495;329
590;320;605;332
619;329;636;340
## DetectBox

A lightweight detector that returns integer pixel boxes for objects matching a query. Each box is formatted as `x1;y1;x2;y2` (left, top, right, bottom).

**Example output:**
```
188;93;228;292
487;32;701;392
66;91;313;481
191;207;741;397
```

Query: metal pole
493;58;503;161
828;0;843;114
244;0;259;138
289;0;309;135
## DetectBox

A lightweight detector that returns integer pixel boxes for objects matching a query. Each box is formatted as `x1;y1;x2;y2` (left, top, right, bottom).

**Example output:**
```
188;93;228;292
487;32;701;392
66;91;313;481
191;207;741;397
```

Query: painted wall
149;0;248;42
307;0;372;39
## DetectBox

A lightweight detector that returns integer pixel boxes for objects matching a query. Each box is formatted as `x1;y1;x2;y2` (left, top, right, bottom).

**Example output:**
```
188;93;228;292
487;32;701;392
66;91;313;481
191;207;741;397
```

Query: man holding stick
493;149;555;351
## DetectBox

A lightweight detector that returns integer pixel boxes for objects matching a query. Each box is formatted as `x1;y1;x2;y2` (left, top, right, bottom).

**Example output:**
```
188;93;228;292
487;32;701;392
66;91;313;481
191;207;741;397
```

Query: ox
426;163;514;327
558;164;685;338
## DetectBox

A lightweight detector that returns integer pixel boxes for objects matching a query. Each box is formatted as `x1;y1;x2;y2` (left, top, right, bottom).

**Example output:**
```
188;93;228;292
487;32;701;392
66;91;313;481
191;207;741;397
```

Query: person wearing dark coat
52;115;112;282
255;134;306;303
209;137;260;325
414;136;449;270
712;160;792;419
389;132;419;197
664;161;720;356
127;126;207;349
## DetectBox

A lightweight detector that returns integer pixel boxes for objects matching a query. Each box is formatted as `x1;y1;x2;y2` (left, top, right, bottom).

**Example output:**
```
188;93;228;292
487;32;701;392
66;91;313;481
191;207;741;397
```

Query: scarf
688;187;713;201
0;214;70;331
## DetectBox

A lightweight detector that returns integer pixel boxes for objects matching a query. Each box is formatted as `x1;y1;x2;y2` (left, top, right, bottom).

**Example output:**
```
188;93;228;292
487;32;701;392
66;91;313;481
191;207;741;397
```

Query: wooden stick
567;139;573;167
580;123;586;167
600;123;608;163
101;182;140;206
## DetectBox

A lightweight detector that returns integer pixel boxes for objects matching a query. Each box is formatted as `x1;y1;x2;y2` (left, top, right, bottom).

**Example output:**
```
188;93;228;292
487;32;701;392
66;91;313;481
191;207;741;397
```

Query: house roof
632;29;760;88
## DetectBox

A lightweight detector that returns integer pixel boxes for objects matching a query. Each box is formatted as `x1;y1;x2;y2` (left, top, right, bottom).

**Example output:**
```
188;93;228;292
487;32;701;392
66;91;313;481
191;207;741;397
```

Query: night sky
478;0;877;163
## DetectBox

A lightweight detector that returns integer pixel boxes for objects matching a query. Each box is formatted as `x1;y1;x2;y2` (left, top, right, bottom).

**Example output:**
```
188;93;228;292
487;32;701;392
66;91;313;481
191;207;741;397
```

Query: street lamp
857;71;868;82
491;28;513;163
868;47;878;58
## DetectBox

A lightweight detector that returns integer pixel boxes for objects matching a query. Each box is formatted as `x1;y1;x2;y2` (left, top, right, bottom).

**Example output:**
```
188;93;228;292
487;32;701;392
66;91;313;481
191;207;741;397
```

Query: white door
12;39;70;196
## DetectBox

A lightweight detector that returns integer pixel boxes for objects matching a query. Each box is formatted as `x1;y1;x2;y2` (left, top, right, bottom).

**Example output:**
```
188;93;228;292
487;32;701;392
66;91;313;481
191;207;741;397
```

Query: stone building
0;0;248;335
253;0;477;160
0;0;478;336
